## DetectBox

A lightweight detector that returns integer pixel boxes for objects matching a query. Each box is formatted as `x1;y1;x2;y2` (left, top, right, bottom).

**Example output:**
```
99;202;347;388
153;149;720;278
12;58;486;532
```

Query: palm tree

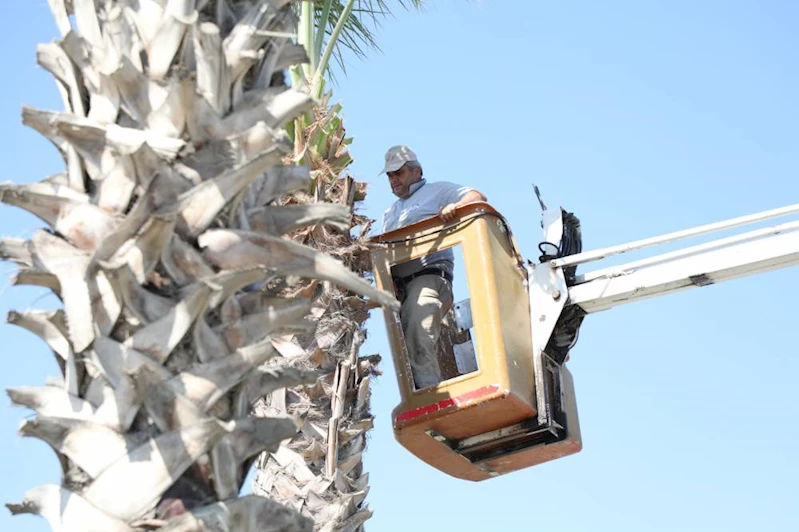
2;1;398;530
249;2;424;530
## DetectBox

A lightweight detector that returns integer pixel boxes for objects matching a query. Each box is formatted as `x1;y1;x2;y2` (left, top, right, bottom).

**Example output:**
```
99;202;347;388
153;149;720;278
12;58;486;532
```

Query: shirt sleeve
437;181;478;206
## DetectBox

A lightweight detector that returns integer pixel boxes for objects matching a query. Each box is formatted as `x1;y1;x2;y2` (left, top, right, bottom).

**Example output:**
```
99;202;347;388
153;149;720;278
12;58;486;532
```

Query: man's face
386;164;420;199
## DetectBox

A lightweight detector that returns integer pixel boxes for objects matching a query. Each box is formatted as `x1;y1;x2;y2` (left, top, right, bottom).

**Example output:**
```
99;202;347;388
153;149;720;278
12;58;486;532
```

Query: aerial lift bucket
369;202;582;481
370;195;799;480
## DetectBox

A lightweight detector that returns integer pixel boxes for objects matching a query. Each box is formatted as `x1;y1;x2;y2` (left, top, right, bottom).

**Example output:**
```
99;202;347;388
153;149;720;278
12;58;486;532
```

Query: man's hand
439;203;458;222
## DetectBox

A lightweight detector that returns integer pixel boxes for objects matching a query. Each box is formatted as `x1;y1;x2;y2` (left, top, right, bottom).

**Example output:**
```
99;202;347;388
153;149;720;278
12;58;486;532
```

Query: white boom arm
545;202;799;314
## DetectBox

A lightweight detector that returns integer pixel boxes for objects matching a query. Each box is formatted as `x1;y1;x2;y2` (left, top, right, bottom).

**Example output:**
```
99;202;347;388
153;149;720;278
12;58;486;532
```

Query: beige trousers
399;274;454;389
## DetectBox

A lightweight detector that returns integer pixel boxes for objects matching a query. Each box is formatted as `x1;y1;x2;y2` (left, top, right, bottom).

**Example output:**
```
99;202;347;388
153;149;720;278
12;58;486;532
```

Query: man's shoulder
423;180;473;194
424;180;478;200
426;180;465;189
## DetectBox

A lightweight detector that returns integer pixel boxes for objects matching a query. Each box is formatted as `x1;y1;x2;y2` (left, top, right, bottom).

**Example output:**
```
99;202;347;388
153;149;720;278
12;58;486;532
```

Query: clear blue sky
2;1;798;531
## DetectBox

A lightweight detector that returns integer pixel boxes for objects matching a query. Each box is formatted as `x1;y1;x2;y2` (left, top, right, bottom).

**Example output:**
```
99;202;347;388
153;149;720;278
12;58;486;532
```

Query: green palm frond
302;0;424;86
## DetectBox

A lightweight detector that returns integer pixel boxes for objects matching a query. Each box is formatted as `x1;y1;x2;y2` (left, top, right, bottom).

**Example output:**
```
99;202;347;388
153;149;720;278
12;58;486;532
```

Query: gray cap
379;145;419;174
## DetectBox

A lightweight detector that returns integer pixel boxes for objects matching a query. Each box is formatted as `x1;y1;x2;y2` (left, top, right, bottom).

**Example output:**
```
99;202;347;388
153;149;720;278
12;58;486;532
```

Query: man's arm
439;189;487;222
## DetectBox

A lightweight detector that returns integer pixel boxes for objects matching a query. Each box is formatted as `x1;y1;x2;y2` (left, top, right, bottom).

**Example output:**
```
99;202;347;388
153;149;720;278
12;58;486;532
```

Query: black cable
538;241;561;261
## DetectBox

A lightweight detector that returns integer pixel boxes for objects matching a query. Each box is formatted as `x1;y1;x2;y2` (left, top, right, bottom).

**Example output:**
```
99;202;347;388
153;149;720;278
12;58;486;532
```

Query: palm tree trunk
3;1;397;530
247;3;425;530
252;95;382;531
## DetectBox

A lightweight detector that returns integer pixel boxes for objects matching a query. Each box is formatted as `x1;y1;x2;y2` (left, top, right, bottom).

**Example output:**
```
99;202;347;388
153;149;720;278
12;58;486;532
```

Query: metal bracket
528;207;569;426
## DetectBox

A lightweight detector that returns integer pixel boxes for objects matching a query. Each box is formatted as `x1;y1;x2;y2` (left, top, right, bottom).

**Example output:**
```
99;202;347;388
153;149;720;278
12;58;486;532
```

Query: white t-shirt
381;179;476;278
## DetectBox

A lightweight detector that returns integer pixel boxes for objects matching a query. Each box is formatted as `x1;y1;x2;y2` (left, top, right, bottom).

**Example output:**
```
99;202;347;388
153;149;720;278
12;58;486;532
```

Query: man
379;145;487;389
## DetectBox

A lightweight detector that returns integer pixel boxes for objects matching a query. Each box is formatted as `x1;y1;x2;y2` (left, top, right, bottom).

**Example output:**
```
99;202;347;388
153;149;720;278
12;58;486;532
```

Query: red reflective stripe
394;385;500;423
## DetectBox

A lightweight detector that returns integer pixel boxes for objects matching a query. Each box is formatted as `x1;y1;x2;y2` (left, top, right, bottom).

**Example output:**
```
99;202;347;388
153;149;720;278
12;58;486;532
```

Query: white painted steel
550;202;799;269
569;228;799;313
577;220;799;284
